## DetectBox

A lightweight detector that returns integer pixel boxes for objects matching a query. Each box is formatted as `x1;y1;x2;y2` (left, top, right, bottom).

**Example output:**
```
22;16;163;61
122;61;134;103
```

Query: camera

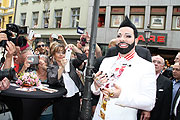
19;26;29;34
27;55;39;65
0;24;27;48
51;34;59;41
0;68;17;81
6;24;29;34
80;38;87;46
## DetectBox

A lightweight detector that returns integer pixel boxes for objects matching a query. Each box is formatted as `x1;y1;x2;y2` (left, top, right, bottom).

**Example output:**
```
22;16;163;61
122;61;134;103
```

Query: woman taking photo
47;42;86;120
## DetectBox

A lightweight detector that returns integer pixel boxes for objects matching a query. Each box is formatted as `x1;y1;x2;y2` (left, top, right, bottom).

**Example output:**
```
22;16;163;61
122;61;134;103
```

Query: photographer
18;47;34;73
0;33;16;90
77;32;102;58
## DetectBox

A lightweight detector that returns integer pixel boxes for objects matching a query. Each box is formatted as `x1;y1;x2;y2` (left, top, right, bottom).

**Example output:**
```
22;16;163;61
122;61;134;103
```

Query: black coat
172;87;180;120
150;74;172;120
47;53;87;93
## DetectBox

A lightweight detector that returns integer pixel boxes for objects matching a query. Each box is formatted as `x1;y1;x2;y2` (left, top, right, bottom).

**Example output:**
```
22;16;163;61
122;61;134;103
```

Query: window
43;11;50;28
9;0;14;7
20;13;26;26
110;7;125;28
32;12;39;28
172;6;180;30
32;0;40;2
71;8;80;28
150;7;166;29
22;0;28;3
55;9;62;28
9;16;12;24
98;7;106;27
130;7;145;29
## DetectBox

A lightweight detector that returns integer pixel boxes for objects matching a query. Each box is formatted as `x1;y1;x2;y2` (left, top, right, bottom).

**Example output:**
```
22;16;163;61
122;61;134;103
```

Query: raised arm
3;41;16;69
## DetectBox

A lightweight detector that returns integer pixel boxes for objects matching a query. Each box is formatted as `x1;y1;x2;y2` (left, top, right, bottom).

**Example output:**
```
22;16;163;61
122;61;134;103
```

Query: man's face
172;63;180;80
84;46;89;58
20;50;33;63
174;53;180;63
116;27;137;54
152;56;164;74
37;42;46;54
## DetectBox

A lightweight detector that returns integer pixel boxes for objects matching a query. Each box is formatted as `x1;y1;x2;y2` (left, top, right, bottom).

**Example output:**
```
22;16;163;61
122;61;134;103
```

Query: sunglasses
37;44;45;48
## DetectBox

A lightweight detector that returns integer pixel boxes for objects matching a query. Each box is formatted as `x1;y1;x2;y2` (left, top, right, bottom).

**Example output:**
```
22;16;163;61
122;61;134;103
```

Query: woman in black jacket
47;42;87;120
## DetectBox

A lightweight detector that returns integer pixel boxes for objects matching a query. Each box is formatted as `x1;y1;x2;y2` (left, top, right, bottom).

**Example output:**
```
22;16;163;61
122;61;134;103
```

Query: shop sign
138;32;167;46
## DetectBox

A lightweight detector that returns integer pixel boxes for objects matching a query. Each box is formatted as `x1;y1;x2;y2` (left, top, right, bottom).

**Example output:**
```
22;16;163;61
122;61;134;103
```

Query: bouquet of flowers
16;72;41;87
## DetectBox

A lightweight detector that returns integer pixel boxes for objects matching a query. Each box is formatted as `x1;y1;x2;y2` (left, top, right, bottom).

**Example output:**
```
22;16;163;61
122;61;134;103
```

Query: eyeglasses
173;68;180;71
37;44;45;48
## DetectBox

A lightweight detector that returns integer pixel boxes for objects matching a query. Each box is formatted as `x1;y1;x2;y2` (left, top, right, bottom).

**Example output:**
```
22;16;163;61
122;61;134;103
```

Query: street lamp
144;24;152;48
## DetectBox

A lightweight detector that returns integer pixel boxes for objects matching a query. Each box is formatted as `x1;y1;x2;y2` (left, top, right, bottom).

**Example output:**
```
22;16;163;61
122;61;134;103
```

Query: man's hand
0;33;8;42
0;77;10;90
49;34;54;44
6;41;16;57
19;57;32;73
58;34;67;46
93;71;108;90
3;41;16;69
102;83;121;98
140;111;151;120
67;44;82;54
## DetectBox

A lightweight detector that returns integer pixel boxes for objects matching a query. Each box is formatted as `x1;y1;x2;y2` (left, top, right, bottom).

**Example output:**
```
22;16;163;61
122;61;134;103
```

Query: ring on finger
109;91;114;97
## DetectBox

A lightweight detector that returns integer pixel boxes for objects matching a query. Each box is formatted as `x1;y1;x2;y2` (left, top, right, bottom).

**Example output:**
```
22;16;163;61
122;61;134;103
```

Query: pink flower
17;72;41;87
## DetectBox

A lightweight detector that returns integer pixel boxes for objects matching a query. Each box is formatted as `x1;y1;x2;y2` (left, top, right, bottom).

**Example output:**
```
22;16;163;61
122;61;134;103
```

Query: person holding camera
49;34;68;47
17;47;36;73
47;42;87;120
77;32;102;59
0;33;16;91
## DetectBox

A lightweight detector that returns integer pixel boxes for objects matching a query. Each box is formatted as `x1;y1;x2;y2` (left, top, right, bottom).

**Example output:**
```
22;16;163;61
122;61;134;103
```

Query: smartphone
65;48;72;60
51;34;58;39
28;30;34;40
27;55;39;65
34;33;41;38
65;48;72;72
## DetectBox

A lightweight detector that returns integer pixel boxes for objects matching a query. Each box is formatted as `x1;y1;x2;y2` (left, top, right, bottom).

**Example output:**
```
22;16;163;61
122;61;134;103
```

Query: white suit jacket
91;53;156;120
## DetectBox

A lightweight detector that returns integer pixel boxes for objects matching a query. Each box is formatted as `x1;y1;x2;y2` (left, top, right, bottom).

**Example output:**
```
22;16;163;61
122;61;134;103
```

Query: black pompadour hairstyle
119;16;138;38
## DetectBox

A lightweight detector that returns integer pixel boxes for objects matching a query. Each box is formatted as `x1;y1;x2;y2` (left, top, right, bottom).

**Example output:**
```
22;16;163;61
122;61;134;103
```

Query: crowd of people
0;16;180;120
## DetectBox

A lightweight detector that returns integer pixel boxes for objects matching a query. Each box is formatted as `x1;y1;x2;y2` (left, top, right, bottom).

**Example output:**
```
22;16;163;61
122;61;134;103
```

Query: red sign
138;32;167;46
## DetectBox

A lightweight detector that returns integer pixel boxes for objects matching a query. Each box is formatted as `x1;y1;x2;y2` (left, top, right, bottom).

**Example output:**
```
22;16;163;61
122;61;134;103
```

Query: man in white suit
91;16;156;120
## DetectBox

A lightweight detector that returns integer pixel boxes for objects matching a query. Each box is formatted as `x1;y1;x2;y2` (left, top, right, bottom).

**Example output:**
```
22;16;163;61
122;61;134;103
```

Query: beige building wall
15;0;89;40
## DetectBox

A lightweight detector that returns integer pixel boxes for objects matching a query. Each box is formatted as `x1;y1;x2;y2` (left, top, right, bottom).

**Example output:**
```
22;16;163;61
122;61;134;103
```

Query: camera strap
0;48;5;69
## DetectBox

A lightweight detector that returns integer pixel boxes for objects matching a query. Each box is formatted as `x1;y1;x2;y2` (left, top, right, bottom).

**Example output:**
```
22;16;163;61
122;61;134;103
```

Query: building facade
86;0;180;64
15;0;89;44
0;0;16;29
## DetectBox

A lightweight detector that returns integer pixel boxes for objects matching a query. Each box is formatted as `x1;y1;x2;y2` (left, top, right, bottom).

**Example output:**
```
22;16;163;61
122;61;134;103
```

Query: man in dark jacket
171;56;180;120
140;55;172;120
